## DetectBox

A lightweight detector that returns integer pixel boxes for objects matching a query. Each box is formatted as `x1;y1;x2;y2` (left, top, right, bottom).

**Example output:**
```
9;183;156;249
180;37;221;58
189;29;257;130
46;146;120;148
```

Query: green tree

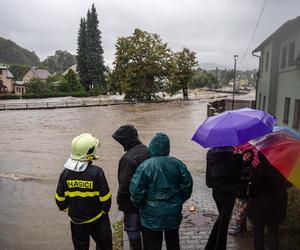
77;5;106;92
190;70;219;89
106;67;122;94
166;48;197;100
26;78;49;94
8;64;30;80
77;17;88;88
111;29;172;100
59;69;83;92
85;4;106;92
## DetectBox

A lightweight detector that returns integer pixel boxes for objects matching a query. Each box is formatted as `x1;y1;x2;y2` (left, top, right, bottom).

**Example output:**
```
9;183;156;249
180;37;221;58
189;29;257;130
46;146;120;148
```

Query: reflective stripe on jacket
55;163;111;224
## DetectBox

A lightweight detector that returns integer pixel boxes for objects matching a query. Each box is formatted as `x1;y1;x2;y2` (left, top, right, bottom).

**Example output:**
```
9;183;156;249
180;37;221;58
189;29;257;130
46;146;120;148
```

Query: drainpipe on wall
252;51;260;108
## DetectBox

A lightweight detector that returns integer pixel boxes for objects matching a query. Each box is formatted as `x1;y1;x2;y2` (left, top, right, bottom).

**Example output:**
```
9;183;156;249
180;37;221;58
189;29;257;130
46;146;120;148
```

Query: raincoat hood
112;124;141;151
64;157;89;172
149;132;170;157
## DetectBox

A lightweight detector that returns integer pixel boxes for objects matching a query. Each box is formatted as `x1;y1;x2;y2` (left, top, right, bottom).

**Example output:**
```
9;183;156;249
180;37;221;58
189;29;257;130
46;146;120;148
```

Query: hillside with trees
0;36;40;66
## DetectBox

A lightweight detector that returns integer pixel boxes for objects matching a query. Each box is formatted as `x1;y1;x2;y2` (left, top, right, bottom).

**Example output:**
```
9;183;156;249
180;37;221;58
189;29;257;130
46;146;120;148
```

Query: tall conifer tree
77;4;106;92
77;17;88;89
86;4;106;92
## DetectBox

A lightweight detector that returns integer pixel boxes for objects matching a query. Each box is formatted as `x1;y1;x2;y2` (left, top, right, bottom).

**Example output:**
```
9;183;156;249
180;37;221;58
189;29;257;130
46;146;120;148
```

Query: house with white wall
253;16;300;131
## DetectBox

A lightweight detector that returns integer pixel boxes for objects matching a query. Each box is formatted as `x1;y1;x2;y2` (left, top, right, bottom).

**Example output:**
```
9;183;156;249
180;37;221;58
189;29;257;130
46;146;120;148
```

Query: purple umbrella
192;108;275;148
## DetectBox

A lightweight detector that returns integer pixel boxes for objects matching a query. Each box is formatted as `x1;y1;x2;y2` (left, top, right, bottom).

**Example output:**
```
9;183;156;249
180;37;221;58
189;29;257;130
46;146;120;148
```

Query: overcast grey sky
1;0;299;70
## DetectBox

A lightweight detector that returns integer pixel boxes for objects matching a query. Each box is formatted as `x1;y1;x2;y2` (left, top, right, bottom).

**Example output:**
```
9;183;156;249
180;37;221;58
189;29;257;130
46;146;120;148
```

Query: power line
238;0;268;64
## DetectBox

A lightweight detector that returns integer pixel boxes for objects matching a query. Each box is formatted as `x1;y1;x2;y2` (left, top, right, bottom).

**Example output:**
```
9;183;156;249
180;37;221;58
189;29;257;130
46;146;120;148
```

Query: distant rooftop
63;64;77;76
31;68;51;80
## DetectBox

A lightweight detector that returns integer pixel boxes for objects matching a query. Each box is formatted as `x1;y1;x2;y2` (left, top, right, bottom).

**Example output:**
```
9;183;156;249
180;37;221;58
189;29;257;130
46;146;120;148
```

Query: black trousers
253;222;279;250
70;215;112;250
205;190;235;250
142;227;180;250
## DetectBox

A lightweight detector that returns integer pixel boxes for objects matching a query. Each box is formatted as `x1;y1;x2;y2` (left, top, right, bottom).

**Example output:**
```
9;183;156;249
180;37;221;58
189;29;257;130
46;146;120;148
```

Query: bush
0;94;22;100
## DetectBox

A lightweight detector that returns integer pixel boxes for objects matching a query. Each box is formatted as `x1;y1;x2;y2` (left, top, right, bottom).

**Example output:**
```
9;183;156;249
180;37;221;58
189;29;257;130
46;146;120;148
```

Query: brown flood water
0;100;209;249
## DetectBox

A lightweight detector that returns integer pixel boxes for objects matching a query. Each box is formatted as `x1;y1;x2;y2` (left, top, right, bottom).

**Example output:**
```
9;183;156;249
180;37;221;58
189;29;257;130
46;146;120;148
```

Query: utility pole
232;55;238;109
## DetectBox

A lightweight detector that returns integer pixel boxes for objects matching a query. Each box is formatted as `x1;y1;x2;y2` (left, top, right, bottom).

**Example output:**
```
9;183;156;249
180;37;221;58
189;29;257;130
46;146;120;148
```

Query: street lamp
232;55;238;109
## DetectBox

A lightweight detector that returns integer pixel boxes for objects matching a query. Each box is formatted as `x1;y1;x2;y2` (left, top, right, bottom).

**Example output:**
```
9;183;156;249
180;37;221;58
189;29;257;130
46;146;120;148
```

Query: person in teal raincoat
130;132;193;250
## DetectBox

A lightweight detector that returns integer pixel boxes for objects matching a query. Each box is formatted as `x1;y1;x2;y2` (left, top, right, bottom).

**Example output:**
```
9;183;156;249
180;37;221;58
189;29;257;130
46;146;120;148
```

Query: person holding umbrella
191;108;276;250
204;146;242;250
248;153;291;250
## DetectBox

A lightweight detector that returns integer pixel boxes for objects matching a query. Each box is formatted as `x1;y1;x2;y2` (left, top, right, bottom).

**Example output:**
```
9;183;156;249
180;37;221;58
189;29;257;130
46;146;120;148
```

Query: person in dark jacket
130;132;193;250
248;152;291;250
55;133;112;250
205;146;241;250
112;124;150;250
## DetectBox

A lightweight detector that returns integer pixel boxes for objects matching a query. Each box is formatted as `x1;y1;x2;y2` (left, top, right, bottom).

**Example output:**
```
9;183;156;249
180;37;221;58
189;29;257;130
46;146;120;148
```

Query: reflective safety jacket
55;163;112;224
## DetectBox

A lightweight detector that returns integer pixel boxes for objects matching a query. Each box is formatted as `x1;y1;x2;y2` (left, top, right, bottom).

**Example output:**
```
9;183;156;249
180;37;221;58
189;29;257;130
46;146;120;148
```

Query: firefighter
55;133;112;250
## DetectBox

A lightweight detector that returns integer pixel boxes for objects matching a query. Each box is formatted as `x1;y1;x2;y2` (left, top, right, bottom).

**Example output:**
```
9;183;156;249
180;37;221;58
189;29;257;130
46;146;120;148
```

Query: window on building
0;69;2;75
263;95;266;111
281;46;287;69
288;42;295;66
265;51;270;71
293;99;300;130
283;97;291;124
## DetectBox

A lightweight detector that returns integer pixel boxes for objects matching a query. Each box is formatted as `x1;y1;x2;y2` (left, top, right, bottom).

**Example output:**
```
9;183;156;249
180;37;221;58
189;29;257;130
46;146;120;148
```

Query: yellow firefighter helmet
71;133;99;161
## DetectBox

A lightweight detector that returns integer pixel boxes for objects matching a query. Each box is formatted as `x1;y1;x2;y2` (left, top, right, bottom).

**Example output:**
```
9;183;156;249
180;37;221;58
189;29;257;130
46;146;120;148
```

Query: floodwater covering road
0;91;253;249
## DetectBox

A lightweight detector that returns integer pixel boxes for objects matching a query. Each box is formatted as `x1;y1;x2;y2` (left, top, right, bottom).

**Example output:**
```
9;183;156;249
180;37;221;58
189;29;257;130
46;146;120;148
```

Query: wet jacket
112;125;150;213
247;153;291;225
206;147;241;194
55;163;112;224
130;133;193;230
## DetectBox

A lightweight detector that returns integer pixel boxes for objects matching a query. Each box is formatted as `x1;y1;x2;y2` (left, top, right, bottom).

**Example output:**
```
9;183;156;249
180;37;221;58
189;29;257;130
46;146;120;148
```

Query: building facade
0;64;14;94
253;16;300;131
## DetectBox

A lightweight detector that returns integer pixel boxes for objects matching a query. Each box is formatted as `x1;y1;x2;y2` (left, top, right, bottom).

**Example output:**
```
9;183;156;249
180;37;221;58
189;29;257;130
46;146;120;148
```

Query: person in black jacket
205;146;241;250
248;152;291;250
112;124;150;250
55;133;112;250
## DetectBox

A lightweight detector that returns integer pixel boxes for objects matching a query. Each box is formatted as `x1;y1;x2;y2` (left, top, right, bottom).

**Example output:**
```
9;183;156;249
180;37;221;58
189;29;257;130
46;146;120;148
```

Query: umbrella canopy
192;108;275;148
250;130;300;189
273;125;300;139
234;125;300;168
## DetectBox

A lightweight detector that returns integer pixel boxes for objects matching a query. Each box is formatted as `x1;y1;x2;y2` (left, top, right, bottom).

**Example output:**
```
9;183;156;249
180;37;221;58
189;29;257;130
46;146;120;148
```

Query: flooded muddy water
0;99;213;249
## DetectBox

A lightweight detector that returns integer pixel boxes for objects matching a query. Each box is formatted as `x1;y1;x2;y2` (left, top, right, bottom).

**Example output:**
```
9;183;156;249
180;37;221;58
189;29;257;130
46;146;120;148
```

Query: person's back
130;132;193;250
205;146;241;250
248;152;291;250
206;147;241;193
112;124;150;250
248;152;290;225
55;133;112;250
